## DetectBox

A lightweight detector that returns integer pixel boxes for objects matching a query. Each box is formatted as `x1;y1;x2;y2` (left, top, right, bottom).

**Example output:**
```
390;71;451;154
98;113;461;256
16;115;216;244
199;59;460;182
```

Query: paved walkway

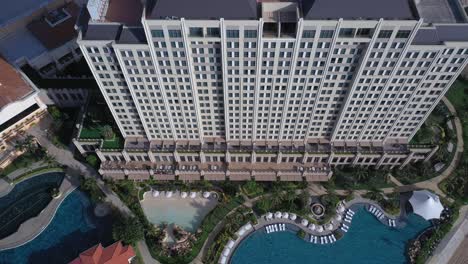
6;161;46;182
0;179;12;198
0;172;78;250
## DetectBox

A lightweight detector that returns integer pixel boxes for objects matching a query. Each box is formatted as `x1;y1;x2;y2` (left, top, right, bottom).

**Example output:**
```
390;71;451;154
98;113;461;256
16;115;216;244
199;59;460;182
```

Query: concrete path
6;161;45;182
0;173;78;250
0;179;12;198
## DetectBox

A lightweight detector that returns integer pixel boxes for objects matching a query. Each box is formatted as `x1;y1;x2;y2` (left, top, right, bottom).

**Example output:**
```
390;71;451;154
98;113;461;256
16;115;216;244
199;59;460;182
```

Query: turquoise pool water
0;172;64;239
0;190;113;264
231;207;430;264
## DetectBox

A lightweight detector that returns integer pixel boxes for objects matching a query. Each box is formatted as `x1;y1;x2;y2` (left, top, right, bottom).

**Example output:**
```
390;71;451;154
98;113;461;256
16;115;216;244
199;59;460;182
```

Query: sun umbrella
301;219;309;226
275;211;282;218
290;213;297;221
181;192;188;198
152;190;159;197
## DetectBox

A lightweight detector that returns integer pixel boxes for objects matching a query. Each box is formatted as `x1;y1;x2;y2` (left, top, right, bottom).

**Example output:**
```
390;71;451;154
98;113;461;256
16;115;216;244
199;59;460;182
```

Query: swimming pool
140;192;217;232
0;190;114;264
231;207;430;264
0;172;63;239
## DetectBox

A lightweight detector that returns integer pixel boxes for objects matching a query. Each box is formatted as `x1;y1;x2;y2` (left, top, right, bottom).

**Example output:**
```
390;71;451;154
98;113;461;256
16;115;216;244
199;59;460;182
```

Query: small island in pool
230;207;430;264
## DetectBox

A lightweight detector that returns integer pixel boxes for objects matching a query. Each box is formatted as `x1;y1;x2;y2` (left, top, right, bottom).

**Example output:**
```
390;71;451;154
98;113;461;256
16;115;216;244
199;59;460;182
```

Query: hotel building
74;0;468;181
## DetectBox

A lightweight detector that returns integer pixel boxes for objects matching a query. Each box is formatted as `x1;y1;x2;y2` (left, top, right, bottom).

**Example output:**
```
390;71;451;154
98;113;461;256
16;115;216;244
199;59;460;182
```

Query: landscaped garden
325;166;394;190
78;94;124;150
439;78;468;203
0;136;57;178
48;106;80;147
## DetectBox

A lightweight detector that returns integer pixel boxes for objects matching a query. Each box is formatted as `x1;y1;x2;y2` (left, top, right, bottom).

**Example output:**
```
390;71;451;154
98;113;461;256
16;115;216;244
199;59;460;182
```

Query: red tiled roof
27;2;79;50
0;58;34;109
69;241;135;264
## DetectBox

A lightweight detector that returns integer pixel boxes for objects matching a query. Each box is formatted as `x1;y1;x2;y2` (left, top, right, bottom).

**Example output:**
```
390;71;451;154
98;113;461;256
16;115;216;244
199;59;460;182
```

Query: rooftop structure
0;58;34;109
0;0;82;76
69;241;135;264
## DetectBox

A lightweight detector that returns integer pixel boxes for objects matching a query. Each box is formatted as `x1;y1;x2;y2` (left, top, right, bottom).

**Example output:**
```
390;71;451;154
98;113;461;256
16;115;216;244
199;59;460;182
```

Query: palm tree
355;168;369;183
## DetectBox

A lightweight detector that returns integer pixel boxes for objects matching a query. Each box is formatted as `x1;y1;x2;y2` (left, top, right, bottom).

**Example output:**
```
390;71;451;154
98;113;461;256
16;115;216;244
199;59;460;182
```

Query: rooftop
0;28;47;64
147;0;258;20
27;2;80;50
0;0;52;26
302;0;416;20
0;58;34;109
412;24;468;45
69;241;135;264
104;0;143;26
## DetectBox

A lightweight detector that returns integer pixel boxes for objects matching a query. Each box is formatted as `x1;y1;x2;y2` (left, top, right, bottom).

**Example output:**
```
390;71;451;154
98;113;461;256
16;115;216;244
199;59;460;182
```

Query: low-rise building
0;58;47;169
68;241;135;264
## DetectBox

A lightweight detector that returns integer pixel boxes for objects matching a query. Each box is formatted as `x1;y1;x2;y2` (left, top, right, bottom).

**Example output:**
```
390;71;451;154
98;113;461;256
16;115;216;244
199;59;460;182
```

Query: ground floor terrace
83;142;437;181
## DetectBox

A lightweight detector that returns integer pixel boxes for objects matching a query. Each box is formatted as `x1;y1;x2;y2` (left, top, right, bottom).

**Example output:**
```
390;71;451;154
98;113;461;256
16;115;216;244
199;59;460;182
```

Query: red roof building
69;241;136;264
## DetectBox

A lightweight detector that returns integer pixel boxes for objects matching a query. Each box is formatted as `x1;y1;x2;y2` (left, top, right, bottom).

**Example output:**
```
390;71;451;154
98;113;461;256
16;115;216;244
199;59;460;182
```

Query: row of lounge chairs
309;234;337;244
265;223;286;234
340;209;355;233
368;205;384;220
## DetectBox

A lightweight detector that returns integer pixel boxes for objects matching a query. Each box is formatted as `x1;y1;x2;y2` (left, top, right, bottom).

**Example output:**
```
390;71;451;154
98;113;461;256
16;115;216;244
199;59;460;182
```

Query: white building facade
74;0;468;181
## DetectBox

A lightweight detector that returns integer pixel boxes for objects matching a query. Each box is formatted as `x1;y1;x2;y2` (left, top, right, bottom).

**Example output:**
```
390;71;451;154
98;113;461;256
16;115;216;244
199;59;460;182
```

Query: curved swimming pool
231;207;430;264
0;190;114;264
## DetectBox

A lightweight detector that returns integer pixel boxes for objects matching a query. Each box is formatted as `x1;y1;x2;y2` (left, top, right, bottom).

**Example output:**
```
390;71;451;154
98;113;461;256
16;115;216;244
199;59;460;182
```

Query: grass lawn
102;136;124;149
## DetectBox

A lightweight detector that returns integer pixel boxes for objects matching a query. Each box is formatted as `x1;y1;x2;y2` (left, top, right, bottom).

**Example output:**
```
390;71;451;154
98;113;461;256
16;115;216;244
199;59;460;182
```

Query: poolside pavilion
408;190;444;220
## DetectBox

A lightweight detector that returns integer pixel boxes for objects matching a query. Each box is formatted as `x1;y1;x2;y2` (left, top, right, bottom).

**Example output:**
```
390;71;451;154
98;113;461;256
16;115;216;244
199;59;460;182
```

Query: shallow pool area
0;172;64;239
0;190;113;264
231;207;430;264
140;192;217;232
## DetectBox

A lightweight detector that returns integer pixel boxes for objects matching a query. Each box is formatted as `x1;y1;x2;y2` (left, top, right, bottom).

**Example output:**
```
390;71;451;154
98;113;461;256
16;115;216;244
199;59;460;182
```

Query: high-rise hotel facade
74;0;468;181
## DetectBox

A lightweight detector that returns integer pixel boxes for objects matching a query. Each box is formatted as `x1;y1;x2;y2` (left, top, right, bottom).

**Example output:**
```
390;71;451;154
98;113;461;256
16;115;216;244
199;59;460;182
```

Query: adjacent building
0;0;84;76
0;58;47;169
69;241;135;264
75;0;468;181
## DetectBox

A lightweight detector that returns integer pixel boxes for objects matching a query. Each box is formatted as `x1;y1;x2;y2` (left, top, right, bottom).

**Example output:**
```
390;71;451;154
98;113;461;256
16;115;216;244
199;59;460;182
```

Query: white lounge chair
274;224;278;232
314;236;318;243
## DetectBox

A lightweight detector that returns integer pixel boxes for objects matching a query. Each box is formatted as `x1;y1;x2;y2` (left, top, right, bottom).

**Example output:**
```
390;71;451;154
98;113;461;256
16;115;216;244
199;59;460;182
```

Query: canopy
326;223;334;231
334;214;342;221
190;192;197;198
165;191;173;198
337;204;345;213
316;225;324;232
308;223;316;230
152;190;159;197
282;212;289;219
222;248;230;257
220;256;227;264
266;212;273;219
227;240;235;249
181;192;188;198
275;211;282;218
290;213;297;220
409;190;444;220
301;219;309;226
203;191;211;198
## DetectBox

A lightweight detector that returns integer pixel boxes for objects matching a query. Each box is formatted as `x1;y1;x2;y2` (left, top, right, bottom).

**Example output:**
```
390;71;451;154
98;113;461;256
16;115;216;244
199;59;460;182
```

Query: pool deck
0;173;79;250
0;179;12;198
222;197;407;263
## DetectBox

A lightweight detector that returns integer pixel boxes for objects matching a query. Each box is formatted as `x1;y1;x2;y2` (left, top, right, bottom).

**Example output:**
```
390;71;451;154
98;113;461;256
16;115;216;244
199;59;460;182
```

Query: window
189;27;203;37
356;28;371;37
169;30;182;38
339;28;354;37
378;30;392;38
302;30;316;38
207;27;220;37
319;30;334;38
395;30;411;38
226;29;240;38
244;30;257;38
151;30;164;38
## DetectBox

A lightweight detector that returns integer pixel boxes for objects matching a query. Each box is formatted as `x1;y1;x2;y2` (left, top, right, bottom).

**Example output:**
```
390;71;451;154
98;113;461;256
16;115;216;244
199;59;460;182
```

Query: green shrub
112;215;144;245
